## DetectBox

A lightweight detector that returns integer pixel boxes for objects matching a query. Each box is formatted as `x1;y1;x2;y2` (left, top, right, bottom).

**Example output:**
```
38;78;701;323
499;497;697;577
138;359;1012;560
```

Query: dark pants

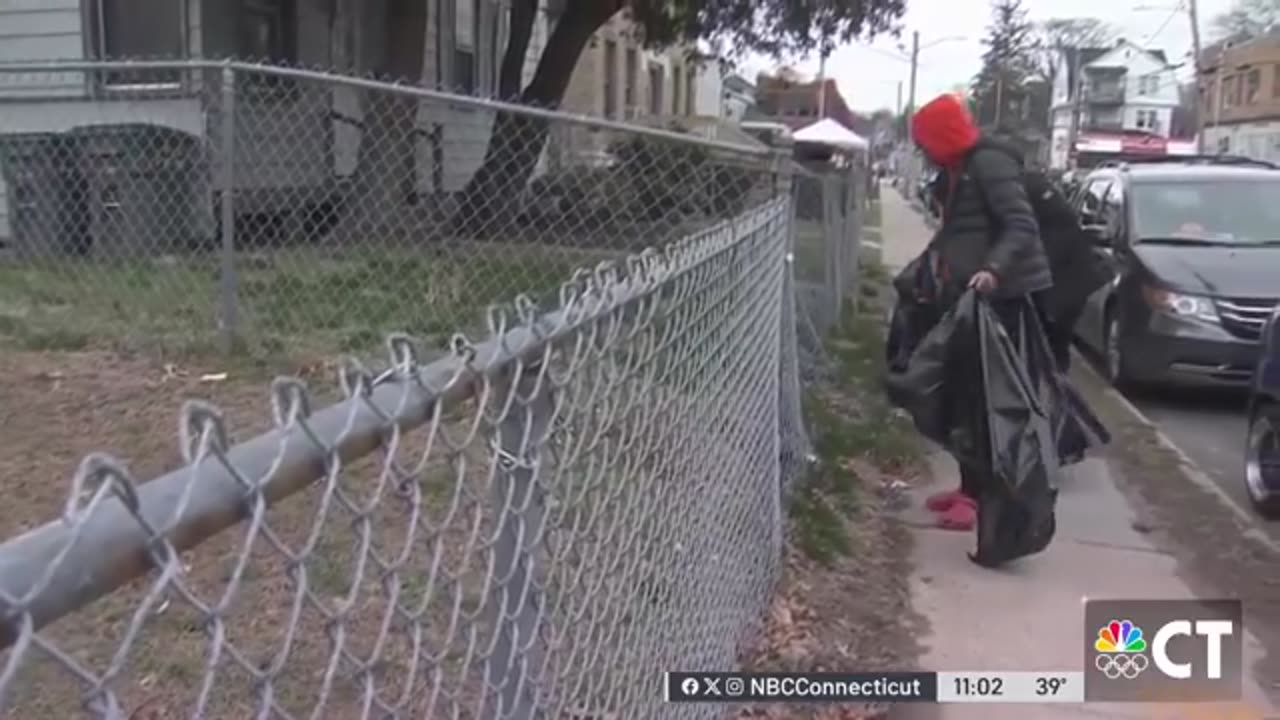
1045;304;1082;373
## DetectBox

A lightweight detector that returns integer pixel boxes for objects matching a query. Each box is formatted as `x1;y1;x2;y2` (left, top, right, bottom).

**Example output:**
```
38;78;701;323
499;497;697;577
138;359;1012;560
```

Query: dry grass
0;349;517;719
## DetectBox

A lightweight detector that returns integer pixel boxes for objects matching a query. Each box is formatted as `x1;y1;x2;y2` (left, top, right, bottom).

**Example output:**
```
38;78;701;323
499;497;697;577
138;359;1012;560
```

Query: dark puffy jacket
1020;168;1115;319
929;139;1055;300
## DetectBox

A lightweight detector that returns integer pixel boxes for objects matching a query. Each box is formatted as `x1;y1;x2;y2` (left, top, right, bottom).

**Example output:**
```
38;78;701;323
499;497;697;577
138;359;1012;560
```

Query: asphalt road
1125;386;1280;535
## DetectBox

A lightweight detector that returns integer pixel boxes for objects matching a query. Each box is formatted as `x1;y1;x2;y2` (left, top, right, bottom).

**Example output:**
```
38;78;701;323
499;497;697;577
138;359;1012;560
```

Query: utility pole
896;81;903;115
1187;0;1206;153
1065;49;1084;169
817;50;828;118
906;31;920;116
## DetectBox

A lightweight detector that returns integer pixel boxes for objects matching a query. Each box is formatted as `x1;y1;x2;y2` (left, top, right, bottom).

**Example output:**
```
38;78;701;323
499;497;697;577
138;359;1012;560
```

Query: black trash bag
968;296;1060;567
884;296;961;450
885;271;1109;468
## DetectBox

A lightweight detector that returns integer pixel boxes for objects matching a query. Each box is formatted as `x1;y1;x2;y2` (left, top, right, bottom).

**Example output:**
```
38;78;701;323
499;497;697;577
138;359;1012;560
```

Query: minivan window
1079;179;1111;223
1131;180;1280;244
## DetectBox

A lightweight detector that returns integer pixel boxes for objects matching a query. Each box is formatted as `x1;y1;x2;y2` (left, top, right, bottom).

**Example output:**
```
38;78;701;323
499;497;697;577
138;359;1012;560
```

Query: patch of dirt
732;478;926;720
1072;367;1280;707
730;267;928;720
0;349;511;718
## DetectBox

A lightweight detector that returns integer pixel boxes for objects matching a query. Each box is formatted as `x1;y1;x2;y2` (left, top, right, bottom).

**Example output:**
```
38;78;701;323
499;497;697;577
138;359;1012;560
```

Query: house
1199;30;1280;161
721;73;757;121
1047;39;1191;170
753;70;869;137
549;11;724;165
0;0;549;251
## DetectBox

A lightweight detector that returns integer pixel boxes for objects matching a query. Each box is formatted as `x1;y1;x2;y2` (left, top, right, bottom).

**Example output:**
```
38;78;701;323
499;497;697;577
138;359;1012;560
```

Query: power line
1143;1;1186;46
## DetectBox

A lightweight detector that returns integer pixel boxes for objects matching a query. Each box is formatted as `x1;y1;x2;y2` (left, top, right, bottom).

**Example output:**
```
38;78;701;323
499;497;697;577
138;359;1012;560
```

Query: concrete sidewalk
878;187;1278;720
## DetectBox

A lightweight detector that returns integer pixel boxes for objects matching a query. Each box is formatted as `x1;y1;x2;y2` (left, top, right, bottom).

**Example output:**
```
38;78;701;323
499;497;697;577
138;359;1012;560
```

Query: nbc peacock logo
1093;619;1150;680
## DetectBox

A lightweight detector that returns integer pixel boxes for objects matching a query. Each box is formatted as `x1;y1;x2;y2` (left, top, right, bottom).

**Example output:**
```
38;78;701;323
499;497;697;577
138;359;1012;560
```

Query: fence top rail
0;58;774;158
0;198;783;648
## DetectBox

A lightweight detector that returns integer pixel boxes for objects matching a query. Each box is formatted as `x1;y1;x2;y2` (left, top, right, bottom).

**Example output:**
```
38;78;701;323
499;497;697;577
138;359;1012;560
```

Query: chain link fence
0;60;866;719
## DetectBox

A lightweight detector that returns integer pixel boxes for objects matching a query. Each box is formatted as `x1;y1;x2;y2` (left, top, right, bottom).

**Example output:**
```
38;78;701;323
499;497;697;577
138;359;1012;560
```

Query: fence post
846;163;864;306
821;175;842;330
216;63;239;354
485;360;555;720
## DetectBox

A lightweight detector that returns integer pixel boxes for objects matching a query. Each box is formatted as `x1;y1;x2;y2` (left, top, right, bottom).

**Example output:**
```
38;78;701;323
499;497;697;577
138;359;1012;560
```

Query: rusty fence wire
0;60;866;719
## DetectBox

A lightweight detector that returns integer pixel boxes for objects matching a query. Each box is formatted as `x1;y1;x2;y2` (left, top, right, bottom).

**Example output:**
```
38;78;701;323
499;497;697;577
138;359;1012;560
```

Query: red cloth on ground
935;496;978;531
924;489;968;512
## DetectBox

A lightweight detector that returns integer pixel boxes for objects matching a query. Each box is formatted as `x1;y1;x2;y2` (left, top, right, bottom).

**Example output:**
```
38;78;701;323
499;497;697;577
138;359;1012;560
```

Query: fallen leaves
731;465;920;720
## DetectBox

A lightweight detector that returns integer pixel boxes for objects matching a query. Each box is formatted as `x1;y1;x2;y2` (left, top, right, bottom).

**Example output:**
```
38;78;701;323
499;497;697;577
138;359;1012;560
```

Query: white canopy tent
793;118;869;151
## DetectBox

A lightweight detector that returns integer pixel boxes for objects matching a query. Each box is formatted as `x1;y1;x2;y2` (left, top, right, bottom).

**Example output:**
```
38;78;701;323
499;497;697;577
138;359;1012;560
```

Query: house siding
0;0;208;239
0;0;85;100
0;0;544;244
205;0;338;197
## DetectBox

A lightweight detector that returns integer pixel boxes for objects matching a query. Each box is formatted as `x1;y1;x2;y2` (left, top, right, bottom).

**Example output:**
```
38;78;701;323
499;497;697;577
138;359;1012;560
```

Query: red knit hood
911;94;980;168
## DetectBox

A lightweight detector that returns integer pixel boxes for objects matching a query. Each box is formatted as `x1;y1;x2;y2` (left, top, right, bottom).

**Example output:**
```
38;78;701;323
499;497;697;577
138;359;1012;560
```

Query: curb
1073;352;1280;554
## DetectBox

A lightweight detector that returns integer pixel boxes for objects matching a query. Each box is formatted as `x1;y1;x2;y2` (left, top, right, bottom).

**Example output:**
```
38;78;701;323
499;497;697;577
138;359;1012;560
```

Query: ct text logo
1093;618;1233;680
1084;599;1243;702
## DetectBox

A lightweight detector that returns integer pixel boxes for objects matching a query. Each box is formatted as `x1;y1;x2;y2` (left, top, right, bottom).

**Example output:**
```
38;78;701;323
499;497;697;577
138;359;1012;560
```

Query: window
685;67;695;115
671;66;682;115
1135;109;1158;129
648;62;663;114
453;0;477;94
88;0;184;88
1078;179;1111;223
238;1;296;63
603;39;617;118
1131;180;1280;243
1246;68;1261;104
1101;181;1125;232
624;47;638;114
238;0;297;90
1223;74;1240;107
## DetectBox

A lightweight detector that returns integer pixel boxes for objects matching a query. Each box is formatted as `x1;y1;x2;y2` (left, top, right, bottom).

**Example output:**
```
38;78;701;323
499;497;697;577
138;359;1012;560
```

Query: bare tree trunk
340;0;428;238
450;0;622;237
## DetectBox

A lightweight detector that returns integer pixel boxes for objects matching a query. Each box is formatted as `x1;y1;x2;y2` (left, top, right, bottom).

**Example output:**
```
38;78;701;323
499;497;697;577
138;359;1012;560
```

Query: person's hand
968;270;998;292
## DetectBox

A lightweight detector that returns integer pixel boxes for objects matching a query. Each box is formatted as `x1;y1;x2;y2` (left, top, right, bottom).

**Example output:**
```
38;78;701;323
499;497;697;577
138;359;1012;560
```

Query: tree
970;0;1038;130
1212;0;1280;40
1033;18;1117;86
450;0;909;234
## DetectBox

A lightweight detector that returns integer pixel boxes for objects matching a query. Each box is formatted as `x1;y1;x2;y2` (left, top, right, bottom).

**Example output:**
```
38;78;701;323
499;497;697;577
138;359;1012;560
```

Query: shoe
936;497;978;531
924;489;967;512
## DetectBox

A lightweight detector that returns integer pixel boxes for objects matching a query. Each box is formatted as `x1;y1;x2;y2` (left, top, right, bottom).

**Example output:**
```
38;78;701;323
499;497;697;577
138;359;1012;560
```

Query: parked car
1069;156;1280;388
1245;307;1280;517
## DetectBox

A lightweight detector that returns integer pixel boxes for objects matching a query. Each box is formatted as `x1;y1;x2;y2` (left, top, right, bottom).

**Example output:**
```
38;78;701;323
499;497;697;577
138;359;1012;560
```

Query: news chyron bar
665;671;1087;703
666;672;934;704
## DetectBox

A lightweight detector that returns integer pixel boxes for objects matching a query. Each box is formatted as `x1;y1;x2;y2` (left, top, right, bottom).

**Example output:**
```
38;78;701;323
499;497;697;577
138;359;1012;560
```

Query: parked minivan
1068;156;1280;389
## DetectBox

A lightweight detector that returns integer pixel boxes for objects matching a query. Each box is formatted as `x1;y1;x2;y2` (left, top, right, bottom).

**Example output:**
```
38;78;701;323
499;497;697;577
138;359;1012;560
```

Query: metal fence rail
0;60;865;719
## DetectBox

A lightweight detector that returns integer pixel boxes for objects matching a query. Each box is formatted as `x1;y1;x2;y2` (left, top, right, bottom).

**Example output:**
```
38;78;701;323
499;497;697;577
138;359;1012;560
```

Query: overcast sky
739;0;1236;113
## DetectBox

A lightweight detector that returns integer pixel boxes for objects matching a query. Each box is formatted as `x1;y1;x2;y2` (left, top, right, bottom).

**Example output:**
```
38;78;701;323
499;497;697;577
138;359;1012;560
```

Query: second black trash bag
968;297;1060;567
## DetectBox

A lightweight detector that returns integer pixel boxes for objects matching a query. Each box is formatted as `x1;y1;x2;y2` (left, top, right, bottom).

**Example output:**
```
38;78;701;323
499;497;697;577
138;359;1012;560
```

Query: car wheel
1103;310;1129;387
1245;404;1280;519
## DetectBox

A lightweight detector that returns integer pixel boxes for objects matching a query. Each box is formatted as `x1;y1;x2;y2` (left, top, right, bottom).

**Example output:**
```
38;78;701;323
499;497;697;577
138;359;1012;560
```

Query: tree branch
520;0;622;106
499;0;538;99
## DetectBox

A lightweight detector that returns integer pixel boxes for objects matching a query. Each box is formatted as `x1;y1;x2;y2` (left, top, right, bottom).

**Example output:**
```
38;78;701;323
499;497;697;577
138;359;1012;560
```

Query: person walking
906;94;1054;532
